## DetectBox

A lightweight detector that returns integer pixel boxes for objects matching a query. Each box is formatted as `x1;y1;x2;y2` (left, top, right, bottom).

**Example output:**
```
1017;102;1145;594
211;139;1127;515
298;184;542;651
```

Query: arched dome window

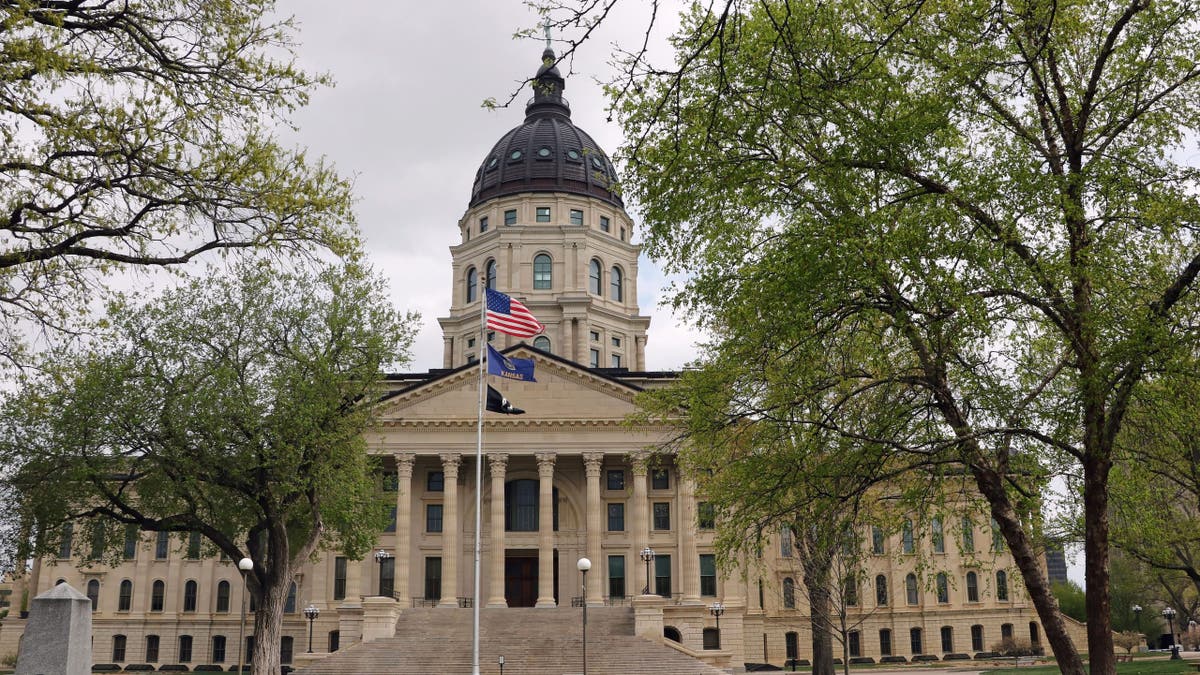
533;336;551;353
589;259;602;295
610;266;623;302
534;254;552;290
485;260;497;290
466;267;478;303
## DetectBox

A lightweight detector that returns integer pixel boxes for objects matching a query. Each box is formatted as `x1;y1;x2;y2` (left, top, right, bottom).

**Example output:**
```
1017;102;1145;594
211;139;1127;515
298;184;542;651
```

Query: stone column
439;452;462;607
631;453;650;594
487;453;509;608
393;452;415;605
536;451;557;607
679;474;701;603
583;452;605;605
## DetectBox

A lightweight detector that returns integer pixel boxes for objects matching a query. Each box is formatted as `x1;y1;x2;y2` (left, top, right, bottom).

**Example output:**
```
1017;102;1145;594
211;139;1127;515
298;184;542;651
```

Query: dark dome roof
469;48;623;210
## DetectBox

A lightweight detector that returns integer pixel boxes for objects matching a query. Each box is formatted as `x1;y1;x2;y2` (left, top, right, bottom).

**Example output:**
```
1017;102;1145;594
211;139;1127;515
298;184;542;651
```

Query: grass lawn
990;660;1199;675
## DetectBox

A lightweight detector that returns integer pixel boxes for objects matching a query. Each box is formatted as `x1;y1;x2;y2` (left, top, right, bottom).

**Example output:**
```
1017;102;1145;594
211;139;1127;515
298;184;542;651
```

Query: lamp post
497;655;504;675
577;557;591;675
374;548;390;597
640;547;656;595
303;604;320;653
1133;604;1143;648
236;557;253;674
709;602;725;650
1163;606;1180;659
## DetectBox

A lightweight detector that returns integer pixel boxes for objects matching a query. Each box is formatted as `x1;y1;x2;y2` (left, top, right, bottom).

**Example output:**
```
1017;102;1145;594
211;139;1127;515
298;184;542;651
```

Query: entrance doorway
505;552;538;607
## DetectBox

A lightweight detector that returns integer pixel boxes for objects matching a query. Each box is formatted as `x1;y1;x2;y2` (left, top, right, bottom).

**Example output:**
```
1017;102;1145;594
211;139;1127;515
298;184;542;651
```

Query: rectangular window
589;349;600;368
611;336;621;348
620;226;626;241
187;531;201;559
479;216;489;233
849;631;861;658
991;517;1005;552
112;635;126;662
57;522;73;559
910;628;923;655
698;502;715;529
590;330;600;341
962;516;975;553
426;504;444;533
467;337;476;348
651;469;669;490
570;209;584;225
379;557;395;598
607;503;625;531
178;635;193;662
610;354;621;368
504;209;517;225
536;207;551;222
879;629;892;656
608;555;625;599
932;517;944;553
212;635;226;663
606;469;624;490
600;215;610;232
123;525;139;560
334;557;347;601
384;505;397;533
971;625;984;652
654;555;672;598
871;526;885;555
700;554;717;596
428;471;445;492
941;626;954;653
653;502;671;530
780;526;794;557
155;531;169;560
382;472;399;492
145;635;160;662
424;557;442;601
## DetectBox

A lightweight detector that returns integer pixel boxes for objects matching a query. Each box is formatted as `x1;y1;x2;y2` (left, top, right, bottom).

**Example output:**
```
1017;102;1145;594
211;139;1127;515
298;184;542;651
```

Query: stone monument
15;583;92;675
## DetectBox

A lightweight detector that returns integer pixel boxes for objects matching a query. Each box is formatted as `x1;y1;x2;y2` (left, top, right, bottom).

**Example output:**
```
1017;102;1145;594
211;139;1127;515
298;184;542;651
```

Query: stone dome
469;47;624;209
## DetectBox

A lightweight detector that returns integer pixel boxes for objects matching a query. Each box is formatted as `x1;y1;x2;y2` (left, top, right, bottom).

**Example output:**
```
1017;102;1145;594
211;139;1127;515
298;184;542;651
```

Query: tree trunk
1084;451;1115;675
803;544;836;675
250;565;293;675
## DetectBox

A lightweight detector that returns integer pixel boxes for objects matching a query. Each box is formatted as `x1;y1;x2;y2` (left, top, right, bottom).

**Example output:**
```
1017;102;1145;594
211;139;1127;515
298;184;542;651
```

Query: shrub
1115;631;1144;655
991;637;1037;657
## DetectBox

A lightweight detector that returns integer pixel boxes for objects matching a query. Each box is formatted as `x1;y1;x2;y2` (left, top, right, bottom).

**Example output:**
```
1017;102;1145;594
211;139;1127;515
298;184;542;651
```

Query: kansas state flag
486;343;537;382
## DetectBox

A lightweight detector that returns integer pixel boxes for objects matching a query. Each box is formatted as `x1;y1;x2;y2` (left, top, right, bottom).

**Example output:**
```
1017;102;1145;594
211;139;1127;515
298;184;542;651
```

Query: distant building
1045;547;1069;585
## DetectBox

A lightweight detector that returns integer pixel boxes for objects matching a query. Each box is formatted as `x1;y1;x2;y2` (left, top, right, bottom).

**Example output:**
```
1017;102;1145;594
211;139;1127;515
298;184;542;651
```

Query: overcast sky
279;1;698;373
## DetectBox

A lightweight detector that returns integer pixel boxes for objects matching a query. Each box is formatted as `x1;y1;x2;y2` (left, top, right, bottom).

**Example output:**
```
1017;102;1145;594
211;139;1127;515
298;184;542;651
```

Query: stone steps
295;607;727;674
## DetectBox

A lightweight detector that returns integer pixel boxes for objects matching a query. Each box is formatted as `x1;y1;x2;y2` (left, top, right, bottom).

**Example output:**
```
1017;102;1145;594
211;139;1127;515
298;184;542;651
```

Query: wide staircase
295;606;728;674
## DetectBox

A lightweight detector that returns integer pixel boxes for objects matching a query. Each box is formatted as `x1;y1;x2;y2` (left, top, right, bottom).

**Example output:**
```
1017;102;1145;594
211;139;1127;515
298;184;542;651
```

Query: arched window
589;259;602;295
466;267;478;303
996;570;1009;601
703;627;721;650
785;631;799;659
533;336;551;353
902;519;914;553
118;579;133;611
935;572;949;603
112;634;127;662
971;624;984;652
664;626;682;642
216;580;231;612
610;266;623;301
966;571;978;602
183;579;197;612
151;580;165;612
905;573;918;605
86;579;100;611
1029;621;1040;645
534;254;552;289
940;625;954;653
783;577;796;609
285;581;297;613
485;260;497;290
875;574;888;606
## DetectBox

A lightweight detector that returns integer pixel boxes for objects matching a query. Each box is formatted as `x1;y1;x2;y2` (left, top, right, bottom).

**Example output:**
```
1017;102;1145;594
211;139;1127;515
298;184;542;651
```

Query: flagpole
473;291;486;675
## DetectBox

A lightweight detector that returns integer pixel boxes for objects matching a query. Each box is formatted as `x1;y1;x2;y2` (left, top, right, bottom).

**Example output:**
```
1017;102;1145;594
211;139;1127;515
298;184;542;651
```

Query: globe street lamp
303;604;320;653
709;602;726;650
577;557;591;675
374;548;391;597
236;557;253;674
1163;606;1180;659
640;547;656;595
1133;604;1143;646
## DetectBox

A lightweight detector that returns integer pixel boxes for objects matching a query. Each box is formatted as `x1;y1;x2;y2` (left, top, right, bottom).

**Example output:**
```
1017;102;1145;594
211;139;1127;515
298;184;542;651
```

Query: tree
0;0;356;366
533;1;1200;672
1052;581;1086;623
0;261;415;674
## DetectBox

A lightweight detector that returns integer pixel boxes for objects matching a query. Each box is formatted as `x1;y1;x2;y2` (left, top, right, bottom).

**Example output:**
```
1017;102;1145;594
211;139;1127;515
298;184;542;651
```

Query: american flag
485;288;545;338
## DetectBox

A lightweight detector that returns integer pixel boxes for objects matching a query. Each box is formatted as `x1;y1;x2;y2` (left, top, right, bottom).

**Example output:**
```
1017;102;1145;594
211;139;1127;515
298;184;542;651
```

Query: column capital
536;451;556;478
488;453;509;475
440;452;462;476
393;452;416;477
631;451;650;477
583;452;605;477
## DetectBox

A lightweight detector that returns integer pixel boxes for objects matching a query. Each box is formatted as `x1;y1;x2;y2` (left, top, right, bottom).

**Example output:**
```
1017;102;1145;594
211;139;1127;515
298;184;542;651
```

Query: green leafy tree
534;0;1200;672
0;0;356;366
0;262;415;674
1052;581;1086;623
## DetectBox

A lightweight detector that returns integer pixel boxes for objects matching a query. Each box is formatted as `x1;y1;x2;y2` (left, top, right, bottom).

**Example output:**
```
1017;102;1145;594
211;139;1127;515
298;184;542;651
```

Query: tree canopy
538;0;1200;671
0;261;415;673
0;0;356;365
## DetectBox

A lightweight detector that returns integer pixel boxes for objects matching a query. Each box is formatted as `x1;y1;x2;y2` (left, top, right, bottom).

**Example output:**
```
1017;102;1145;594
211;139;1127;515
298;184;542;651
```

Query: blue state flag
486;343;536;382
